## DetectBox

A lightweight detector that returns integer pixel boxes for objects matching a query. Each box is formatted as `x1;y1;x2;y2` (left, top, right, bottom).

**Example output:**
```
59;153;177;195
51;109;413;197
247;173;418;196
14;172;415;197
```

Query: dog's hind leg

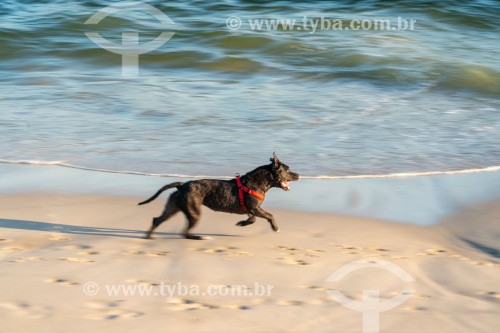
182;199;207;240
145;193;180;239
236;215;256;227
250;207;280;233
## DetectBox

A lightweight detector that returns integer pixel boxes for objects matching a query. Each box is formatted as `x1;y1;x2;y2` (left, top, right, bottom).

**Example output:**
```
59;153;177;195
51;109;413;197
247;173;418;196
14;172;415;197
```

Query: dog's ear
271;152;280;169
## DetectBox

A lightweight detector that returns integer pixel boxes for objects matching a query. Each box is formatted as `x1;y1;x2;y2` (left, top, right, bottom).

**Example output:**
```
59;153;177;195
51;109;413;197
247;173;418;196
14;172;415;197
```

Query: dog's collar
235;175;265;212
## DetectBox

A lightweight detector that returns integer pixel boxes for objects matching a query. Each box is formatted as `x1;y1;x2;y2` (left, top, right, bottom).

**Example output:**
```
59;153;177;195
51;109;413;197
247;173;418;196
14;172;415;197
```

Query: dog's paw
270;224;280;233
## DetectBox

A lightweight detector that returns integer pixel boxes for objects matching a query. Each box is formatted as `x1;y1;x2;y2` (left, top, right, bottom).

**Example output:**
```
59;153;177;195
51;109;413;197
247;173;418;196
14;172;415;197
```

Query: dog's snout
291;172;299;181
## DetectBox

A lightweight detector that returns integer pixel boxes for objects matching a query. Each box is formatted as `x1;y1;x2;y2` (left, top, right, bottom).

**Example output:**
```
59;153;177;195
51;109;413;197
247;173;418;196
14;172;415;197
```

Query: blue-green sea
1;0;499;177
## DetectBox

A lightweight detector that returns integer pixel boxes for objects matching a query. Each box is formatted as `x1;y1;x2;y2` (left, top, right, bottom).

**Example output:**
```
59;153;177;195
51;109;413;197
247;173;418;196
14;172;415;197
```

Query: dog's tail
138;182;184;205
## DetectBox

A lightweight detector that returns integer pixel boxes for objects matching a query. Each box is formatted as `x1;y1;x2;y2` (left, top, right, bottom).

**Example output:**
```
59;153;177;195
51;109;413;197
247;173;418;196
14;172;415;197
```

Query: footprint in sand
466;261;496;267
448;253;473;262
276;300;305;306
0;301;52;319
1;245;25;251
478;291;500;298
391;255;409;259
125;250;169;257
285;257;310;265
274;253;311;265
368;247;390;252
333;244;408;258
276;246;324;254
125;250;146;255
8;256;45;263
403;305;428;311
362;248;392;258
49;235;70;241
333;244;361;255
227;251;253;257
165;298;219;311
124;279;160;286
45;277;80;286
146;251;169;257
189;246;254;257
417;248;446;256
274;246;324;266
426;248;446;254
301;285;327;292
57;257;94;263
79;251;100;255
203;246;233;254
221;304;252;310
417;248;447;256
447;253;478;263
335;244;361;250
83;300;144;320
341;250;359;255
65;244;92;250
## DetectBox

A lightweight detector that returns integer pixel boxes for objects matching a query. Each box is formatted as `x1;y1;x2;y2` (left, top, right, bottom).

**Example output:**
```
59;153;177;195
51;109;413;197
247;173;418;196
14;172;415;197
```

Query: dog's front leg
250;207;280;233
236;215;256;227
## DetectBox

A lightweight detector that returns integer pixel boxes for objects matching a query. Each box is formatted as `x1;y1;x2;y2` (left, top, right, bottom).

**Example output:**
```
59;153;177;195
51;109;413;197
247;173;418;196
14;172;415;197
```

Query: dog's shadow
0;219;240;239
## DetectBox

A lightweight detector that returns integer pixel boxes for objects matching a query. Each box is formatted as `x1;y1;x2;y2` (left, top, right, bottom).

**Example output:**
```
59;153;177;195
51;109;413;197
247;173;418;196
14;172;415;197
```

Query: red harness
235;175;265;212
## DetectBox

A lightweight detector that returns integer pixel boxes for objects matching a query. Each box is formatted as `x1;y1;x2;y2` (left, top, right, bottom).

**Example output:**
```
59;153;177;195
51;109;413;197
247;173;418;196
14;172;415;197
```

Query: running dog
138;153;299;240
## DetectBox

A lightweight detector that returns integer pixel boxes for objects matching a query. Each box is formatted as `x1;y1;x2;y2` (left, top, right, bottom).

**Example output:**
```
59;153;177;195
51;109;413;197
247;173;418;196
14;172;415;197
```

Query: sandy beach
1;191;499;333
2;0;499;331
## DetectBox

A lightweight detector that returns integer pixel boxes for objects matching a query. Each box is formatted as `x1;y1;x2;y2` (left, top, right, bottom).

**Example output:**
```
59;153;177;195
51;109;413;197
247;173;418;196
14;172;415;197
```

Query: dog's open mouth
281;180;291;191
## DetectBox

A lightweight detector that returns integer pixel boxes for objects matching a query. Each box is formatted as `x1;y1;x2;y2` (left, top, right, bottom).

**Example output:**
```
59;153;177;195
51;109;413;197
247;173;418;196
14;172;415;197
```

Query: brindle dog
138;153;299;240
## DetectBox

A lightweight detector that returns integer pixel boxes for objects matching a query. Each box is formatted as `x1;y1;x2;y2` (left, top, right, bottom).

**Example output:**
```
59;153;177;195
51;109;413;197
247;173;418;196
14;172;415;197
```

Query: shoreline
2;159;500;180
2;163;500;225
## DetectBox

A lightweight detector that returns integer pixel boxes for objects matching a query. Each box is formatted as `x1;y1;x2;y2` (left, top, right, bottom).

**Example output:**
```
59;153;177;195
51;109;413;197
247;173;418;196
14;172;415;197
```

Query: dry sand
0;193;499;333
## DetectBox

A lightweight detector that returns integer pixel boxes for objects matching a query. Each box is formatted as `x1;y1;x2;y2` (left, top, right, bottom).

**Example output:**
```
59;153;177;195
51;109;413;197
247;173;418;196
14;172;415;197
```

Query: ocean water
0;0;499;178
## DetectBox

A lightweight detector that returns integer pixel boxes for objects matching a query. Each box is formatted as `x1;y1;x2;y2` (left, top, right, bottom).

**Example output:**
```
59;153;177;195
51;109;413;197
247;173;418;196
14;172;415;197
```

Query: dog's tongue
281;181;291;191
